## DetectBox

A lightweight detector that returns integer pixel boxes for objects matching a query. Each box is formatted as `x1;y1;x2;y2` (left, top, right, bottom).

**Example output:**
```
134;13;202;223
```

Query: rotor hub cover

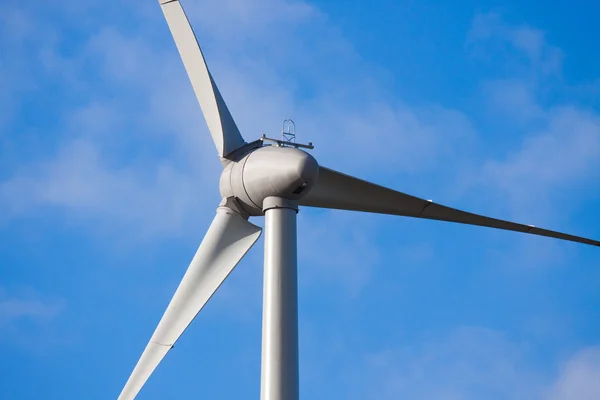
220;146;319;215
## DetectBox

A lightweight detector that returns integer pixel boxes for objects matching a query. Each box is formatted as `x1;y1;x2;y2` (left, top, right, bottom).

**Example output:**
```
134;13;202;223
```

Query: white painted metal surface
118;207;261;400
301;167;600;246
159;0;246;158
260;197;299;400
219;146;319;216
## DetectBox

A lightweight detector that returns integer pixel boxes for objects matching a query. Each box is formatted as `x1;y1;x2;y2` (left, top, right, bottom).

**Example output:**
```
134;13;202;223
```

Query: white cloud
547;347;600;400
184;0;319;41
463;14;600;229
0;286;64;331
0;140;214;237
301;325;600;400
0;286;73;352
357;327;542;400
468;13;563;77
483;106;600;200
482;79;544;122
474;103;600;235
0;289;63;326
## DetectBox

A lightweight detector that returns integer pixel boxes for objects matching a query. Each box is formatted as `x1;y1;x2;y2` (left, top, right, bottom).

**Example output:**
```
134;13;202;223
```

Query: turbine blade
159;0;247;158
300;166;600;247
118;207;262;400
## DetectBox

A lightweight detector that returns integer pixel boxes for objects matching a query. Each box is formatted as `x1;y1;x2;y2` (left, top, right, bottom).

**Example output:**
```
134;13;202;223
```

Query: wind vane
282;119;296;144
259;118;314;150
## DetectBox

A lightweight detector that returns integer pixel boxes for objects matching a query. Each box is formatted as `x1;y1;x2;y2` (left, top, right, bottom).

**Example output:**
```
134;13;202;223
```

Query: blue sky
1;0;599;399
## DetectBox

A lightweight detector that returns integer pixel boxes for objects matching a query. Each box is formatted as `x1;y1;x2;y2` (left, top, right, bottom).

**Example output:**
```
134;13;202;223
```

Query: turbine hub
220;146;319;216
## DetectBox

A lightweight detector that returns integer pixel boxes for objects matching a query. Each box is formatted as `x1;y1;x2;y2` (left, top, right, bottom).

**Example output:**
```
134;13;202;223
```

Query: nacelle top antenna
282;119;296;144
259;119;314;150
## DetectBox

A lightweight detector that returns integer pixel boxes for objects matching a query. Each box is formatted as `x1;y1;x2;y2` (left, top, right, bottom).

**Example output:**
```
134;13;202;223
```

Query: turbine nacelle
220;146;319;216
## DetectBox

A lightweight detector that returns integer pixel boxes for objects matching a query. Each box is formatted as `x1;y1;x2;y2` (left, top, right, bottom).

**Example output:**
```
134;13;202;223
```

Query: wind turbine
118;1;600;399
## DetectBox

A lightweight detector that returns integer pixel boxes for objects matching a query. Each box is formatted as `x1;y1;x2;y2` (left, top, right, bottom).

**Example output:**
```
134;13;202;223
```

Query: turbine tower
118;1;600;399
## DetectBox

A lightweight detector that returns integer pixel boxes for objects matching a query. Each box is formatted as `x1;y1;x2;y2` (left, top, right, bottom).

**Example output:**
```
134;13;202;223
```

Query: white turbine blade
118;207;262;400
159;0;246;158
300;167;600;247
